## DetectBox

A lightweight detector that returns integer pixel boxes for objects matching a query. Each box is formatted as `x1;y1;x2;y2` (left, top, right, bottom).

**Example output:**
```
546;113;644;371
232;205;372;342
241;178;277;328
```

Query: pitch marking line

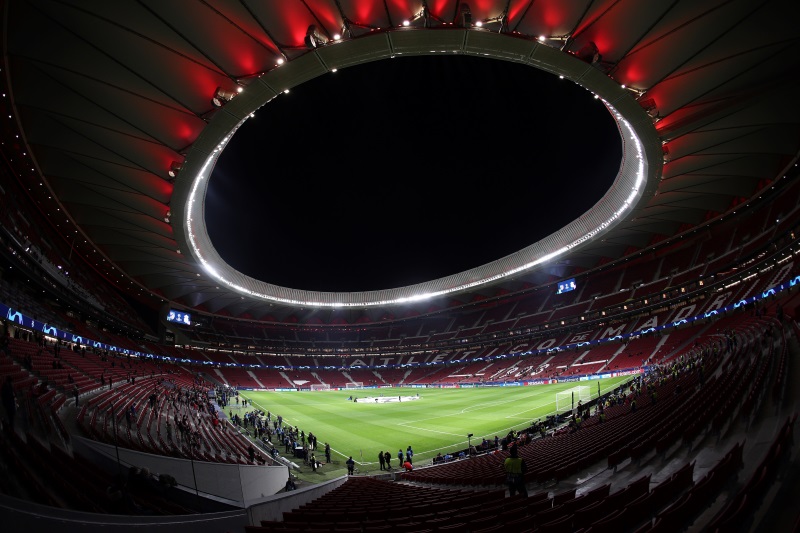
395;423;465;438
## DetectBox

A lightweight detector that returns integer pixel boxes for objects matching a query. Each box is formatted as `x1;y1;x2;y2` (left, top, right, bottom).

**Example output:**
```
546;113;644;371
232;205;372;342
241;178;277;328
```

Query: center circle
206;54;621;293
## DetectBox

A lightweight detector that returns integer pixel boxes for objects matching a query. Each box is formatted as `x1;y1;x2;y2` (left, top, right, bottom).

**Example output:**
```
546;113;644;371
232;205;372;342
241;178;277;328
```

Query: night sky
206;54;621;293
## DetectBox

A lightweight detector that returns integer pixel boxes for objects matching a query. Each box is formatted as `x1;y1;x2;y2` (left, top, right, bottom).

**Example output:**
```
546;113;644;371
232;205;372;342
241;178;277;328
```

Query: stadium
1;1;799;532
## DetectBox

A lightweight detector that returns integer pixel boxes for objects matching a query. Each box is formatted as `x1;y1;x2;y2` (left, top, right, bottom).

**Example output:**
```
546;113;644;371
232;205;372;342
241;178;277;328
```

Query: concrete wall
74;435;288;505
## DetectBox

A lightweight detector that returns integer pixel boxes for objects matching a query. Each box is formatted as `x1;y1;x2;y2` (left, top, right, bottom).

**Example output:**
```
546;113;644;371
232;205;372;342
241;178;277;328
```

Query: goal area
556;385;592;414
310;384;330;391
346;382;364;389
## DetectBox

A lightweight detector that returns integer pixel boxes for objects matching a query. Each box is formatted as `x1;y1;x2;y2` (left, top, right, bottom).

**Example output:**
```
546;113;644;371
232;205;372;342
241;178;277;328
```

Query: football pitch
240;376;632;469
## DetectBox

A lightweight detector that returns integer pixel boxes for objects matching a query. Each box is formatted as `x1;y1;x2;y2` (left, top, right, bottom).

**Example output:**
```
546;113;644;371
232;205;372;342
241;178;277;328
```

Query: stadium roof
4;0;800;325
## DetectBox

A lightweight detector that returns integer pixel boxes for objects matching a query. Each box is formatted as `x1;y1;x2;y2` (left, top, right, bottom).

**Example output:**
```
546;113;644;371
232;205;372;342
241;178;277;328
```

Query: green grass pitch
239;377;632;471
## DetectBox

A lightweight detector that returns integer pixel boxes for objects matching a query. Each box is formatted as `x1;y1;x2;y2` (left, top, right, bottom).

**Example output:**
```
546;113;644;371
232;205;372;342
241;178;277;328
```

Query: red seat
538;514;574;533
472;525;505;533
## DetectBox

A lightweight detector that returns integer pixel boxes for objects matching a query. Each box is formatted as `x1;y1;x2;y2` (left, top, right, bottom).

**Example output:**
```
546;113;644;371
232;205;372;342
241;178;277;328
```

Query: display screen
557;278;577;294
166;309;192;325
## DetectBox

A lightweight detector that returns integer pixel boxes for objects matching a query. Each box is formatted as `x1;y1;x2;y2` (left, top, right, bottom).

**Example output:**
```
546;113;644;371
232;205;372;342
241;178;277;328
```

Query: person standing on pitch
384;450;392;470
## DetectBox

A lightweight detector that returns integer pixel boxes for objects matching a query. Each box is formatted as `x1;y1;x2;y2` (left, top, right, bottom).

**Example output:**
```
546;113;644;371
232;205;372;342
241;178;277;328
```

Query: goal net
555;386;592;415
310;383;330;391
346;382;364;389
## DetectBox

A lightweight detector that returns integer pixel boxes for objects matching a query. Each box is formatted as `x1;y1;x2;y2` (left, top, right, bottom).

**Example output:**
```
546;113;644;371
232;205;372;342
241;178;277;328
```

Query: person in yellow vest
503;445;528;497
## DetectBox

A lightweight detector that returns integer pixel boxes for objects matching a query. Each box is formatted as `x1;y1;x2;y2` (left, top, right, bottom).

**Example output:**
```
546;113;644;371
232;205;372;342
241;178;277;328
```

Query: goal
310;383;330;391
556;385;592;415
345;382;364;389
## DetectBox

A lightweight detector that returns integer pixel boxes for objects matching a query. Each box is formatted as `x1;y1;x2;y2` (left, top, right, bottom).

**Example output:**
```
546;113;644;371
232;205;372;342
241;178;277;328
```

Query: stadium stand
2;3;800;533
0;205;797;532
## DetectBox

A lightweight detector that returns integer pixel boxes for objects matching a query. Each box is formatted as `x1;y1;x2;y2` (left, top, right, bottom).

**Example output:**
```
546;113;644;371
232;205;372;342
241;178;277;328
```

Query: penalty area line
397;422;465;438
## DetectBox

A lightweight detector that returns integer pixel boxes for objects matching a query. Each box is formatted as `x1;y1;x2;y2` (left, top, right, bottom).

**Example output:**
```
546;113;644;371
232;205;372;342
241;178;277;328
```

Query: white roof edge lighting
178;30;660;309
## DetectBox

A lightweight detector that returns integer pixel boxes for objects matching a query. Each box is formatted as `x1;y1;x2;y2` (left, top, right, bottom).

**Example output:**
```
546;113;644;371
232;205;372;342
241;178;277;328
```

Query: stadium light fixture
304;25;329;48
168;161;182;178
211;87;238;107
577;41;601;64
639;97;659;119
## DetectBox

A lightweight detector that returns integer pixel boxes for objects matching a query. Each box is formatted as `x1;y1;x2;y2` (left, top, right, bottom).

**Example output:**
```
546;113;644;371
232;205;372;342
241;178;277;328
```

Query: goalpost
345;382;364;390
310;384;330;391
556;385;592;415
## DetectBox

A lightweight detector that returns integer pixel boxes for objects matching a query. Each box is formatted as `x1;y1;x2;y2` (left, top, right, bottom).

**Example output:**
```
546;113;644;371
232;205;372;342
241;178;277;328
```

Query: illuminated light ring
177;30;660;309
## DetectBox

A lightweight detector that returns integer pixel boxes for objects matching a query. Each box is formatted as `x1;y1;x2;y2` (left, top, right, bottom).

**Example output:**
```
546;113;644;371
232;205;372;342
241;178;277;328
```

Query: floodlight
304;25;329;48
211;87;237;107
168;161;182;178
